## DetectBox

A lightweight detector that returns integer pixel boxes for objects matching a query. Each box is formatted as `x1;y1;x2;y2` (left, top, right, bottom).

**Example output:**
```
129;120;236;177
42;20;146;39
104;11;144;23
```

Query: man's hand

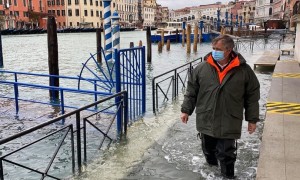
248;122;257;134
181;113;189;124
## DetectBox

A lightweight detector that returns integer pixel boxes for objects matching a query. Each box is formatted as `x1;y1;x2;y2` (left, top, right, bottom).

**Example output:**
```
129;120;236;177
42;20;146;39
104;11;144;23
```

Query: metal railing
152;58;202;114
0;70;113;115
0;91;128;180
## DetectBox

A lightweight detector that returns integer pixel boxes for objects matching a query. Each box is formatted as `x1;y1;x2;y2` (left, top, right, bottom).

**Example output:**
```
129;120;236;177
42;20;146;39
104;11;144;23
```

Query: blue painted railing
0;70;113;115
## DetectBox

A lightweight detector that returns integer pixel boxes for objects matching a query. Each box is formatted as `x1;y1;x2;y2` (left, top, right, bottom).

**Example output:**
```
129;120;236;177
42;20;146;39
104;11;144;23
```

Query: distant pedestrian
180;35;260;179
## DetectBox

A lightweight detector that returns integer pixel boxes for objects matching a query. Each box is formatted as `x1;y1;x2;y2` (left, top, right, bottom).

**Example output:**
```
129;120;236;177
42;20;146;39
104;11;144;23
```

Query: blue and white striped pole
103;0;112;62
112;11;120;51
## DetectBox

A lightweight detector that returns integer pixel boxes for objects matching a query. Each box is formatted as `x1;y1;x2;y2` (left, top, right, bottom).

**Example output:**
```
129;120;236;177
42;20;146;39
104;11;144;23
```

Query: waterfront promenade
257;58;300;179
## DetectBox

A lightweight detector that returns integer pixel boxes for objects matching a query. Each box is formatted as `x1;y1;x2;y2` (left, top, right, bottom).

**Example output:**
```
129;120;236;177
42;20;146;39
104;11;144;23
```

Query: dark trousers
200;133;237;166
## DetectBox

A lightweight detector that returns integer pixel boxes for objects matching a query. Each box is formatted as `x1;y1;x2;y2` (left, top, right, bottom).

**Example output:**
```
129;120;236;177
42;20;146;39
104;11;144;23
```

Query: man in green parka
180;35;260;179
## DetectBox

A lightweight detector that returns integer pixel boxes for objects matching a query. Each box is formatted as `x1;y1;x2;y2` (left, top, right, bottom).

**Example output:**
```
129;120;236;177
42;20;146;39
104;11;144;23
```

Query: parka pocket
196;108;213;132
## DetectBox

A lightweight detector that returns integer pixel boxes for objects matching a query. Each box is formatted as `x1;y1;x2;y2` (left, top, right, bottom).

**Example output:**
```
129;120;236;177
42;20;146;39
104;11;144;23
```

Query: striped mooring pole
112;11;120;51
102;0;112;62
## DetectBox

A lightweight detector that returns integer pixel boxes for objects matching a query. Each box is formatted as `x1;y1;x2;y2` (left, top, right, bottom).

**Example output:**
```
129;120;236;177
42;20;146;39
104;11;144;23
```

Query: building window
75;0;78;5
14;11;19;16
52;10;55;14
47;1;51;6
61;0;64;5
77;22;79;26
84;0;87;5
100;1;102;6
269;8;272;15
100;11;102;18
90;0;92;5
23;0;26;6
84;10;88;16
63;22;65;26
68;0;71;5
48;10;51;14
58;22;61;27
52;0;55;5
70;22;72;27
62;10;65;16
14;0;17;5
75;9;79;16
96;1;98;6
57;10;60;16
68;9;72;16
96;10;99;17
91;10;94;16
56;0;60;5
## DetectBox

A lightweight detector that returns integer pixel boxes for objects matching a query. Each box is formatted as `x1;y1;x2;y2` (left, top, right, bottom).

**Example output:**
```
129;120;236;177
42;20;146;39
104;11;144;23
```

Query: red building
0;0;66;30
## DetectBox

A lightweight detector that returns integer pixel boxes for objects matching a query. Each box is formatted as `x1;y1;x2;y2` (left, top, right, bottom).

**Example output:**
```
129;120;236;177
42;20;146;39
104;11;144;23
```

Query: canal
0;31;274;179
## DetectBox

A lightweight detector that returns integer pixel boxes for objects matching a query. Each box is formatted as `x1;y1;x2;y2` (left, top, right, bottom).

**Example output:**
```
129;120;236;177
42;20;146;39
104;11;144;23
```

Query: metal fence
152;58;202;114
0;91;128;180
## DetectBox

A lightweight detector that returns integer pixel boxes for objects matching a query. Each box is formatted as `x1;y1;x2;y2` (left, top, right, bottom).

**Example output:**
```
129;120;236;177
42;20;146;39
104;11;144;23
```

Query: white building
255;0;274;23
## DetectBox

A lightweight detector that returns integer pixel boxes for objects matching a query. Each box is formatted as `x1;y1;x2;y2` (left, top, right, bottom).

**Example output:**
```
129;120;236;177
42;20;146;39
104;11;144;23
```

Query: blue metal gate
77;46;146;121
115;47;146;121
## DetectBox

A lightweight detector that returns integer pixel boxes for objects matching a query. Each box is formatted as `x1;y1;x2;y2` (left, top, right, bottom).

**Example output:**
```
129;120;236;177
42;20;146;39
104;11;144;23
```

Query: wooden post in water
96;28;102;64
146;27;152;63
175;29;179;43
130;42;134;48
186;24;191;54
139;40;143;47
158;41;162;52
47;16;59;100
0;30;3;68
161;30;164;46
182;28;185;47
193;25;198;52
166;39;170;51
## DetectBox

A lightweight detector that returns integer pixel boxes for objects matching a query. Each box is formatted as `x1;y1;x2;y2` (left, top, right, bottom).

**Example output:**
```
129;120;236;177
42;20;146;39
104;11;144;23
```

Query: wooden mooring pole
186;24;191;54
96;28;102;64
166;39;170;51
47;16;59;100
182;28;185;47
161;30;164;46
0;30;3;68
146;27;152;63
158;41;163;52
193;25;198;52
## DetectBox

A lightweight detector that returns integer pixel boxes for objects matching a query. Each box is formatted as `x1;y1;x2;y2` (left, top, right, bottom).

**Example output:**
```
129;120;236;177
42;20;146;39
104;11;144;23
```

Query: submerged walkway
257;59;300;179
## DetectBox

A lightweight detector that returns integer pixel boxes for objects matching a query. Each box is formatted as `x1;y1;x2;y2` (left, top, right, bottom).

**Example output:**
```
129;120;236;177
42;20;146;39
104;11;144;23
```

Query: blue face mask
212;50;224;62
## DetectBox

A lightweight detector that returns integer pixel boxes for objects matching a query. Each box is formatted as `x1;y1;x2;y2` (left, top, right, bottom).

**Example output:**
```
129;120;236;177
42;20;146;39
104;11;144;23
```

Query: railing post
83;118;87;165
152;78;156;114
94;80;97;110
0;159;4;180
70;125;75;174
174;69;177;98
141;46;146;113
76;112;82;173
114;48;122;135
60;89;65;124
14;73;19;114
123;91;128;134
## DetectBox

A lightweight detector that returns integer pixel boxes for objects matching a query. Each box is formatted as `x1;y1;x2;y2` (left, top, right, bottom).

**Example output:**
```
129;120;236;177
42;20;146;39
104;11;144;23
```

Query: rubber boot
221;163;235;179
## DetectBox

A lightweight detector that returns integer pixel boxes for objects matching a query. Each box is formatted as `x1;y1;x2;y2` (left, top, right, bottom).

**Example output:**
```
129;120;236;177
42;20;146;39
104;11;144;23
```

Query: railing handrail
0;69;112;83
0;91;127;145
0;80;112;96
152;58;202;113
152;57;202;80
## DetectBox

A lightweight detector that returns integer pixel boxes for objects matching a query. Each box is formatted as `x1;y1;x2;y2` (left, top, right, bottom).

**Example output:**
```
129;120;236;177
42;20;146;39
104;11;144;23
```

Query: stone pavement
257;58;300;180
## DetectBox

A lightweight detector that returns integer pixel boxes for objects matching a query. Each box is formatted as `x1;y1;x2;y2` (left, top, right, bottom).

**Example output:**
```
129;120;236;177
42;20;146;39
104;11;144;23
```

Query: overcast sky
157;0;231;10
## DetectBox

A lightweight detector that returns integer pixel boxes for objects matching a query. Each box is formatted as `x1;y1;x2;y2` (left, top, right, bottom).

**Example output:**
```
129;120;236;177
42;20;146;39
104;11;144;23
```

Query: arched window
269;7;272;15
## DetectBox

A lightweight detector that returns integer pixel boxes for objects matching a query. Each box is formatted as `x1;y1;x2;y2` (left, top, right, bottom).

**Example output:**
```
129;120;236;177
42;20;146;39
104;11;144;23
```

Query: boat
150;22;183;43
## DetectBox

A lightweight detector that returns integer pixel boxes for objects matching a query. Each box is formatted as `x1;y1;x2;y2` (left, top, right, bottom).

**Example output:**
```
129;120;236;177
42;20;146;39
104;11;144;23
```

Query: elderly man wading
180;35;260;179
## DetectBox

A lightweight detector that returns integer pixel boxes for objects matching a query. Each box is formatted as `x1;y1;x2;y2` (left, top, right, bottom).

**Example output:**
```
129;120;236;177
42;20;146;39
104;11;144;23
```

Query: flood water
0;31;293;179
